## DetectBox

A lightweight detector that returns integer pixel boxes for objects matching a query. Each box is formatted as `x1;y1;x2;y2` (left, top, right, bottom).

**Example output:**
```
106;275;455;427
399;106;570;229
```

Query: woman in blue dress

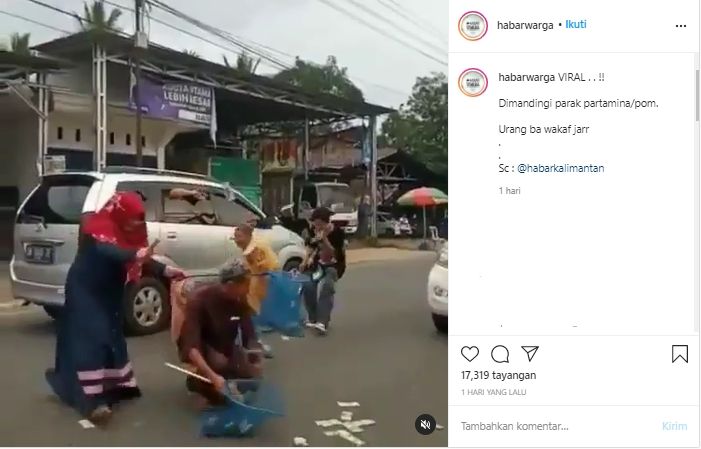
45;191;184;424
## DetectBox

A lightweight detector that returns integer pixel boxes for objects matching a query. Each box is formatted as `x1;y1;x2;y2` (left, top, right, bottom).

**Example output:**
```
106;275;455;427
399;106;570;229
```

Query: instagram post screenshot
0;0;450;447
0;0;698;448
450;0;700;448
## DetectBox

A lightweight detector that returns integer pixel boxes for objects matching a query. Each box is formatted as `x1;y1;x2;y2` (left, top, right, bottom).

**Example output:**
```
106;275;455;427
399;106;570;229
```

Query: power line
24;0;88;29
21;0;411;101
315;0;446;66
101;0;285;72
0;10;70;35
385;0;445;39
344;0;445;55
375;0;447;45
141;0;411;99
23;0;132;38
147;0;291;70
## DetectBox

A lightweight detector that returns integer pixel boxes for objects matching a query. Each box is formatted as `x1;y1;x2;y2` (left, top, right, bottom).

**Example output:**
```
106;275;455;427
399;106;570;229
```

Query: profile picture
458;68;488;97
458;11;488;41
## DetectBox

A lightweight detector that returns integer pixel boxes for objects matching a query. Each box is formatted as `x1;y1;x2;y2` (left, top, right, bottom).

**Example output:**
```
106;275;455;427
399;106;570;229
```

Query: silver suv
10;167;306;335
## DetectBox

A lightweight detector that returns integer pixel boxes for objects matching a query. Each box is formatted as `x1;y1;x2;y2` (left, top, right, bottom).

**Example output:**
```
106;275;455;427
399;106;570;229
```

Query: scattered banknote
78;419;95;429
324;429;366;446
315;419;343;427
293;436;309;446
344;419;376;433
337;401;360;407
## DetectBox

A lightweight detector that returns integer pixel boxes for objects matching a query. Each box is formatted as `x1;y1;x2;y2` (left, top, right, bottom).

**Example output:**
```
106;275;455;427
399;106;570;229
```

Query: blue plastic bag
199;379;285;438
254;271;309;337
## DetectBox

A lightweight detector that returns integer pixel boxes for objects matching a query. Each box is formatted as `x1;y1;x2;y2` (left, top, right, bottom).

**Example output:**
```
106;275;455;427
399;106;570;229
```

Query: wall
0;111;40;201
47;62;202;168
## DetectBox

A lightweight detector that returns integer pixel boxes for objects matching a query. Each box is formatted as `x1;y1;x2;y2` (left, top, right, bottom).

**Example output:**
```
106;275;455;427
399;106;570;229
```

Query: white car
427;242;448;333
11;167;306;335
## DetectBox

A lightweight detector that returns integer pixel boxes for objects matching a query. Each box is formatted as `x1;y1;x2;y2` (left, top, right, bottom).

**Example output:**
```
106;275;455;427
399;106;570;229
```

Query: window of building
57;127;63;140
75;129;81;142
109;132;115;145
126;134;131;146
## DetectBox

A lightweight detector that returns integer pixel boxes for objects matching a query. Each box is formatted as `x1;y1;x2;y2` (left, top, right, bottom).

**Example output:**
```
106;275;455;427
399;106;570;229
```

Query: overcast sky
0;0;447;108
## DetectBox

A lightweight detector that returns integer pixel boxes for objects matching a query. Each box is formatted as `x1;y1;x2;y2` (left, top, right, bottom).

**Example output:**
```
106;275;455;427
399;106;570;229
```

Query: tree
380;72;447;175
77;1;122;32
272;56;364;102
223;52;261;75
183;49;200;58
9;32;31;55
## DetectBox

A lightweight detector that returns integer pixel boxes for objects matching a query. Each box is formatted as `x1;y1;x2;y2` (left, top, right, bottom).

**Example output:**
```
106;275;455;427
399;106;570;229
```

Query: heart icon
461;346;479;362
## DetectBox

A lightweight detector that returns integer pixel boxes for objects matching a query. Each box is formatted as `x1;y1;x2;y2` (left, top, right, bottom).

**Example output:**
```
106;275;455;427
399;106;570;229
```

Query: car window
162;187;217;225
116;181;160;221
301;185;317;206
18;175;95;225
211;189;256;227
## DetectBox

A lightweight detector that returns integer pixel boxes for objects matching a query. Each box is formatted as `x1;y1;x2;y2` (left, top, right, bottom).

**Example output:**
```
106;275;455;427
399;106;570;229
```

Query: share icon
521;346;539;362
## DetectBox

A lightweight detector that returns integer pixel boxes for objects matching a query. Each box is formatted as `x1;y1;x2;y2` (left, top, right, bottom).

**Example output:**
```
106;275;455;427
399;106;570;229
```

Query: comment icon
491;345;510;363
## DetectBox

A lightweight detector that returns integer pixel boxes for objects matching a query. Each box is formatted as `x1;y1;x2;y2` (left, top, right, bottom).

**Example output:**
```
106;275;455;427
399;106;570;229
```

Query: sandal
88;405;112;426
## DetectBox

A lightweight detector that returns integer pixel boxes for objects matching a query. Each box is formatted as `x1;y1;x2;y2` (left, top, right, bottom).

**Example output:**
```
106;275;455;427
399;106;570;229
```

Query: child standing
233;223;279;357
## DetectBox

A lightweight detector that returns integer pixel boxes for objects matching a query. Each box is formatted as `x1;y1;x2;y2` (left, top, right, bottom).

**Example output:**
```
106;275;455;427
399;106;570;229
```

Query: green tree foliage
272;56;364;101
380;72;447;175
9;32;31;55
223;52;261;75
77;1;122;32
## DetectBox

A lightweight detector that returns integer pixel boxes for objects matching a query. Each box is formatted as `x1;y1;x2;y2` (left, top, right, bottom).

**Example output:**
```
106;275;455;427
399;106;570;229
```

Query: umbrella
396;187;448;240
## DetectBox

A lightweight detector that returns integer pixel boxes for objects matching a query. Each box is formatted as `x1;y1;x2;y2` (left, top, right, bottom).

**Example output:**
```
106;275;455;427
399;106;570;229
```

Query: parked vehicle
374;212;407;237
293;182;358;235
376;212;397;236
427;242;448;333
10;167;306;335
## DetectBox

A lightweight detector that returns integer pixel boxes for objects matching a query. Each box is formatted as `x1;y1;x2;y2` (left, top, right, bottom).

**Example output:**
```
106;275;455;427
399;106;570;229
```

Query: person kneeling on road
177;260;262;406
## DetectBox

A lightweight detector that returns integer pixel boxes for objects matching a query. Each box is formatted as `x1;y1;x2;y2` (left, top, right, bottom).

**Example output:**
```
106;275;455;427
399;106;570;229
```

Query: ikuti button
672;345;689;364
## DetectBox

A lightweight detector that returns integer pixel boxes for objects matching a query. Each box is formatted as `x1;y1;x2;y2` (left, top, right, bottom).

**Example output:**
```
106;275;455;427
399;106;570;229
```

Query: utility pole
134;0;146;166
369;115;378;238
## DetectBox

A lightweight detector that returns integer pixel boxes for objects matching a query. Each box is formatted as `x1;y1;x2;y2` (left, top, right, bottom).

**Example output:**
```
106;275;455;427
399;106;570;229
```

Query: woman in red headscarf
45;191;184;424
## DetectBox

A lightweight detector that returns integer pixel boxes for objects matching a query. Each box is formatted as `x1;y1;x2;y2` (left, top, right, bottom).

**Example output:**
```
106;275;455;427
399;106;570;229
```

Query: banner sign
129;73;217;143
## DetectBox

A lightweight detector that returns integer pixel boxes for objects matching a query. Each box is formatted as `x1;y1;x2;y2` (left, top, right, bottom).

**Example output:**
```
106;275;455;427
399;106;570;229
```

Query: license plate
25;244;55;264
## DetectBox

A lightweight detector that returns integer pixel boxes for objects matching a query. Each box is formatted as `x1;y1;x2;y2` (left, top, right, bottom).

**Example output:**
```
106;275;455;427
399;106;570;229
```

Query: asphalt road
0;254;447;447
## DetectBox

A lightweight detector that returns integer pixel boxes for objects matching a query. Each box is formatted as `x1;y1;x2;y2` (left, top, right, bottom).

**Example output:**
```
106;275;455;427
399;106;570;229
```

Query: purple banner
129;73;217;142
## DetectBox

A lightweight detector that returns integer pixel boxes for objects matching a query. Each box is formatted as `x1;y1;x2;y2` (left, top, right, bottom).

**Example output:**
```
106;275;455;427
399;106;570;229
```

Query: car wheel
283;258;302;273
43;305;62;320
432;313;448;333
123;277;170;336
